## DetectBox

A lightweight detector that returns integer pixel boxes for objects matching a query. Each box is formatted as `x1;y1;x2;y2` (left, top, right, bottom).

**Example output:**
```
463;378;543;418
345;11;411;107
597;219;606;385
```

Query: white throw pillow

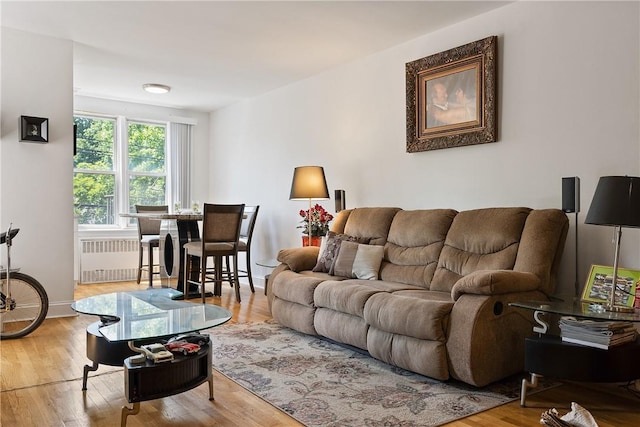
332;241;384;280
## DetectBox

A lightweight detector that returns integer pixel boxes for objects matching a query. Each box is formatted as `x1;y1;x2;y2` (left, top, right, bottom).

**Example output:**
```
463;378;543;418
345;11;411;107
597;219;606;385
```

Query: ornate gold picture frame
406;36;497;153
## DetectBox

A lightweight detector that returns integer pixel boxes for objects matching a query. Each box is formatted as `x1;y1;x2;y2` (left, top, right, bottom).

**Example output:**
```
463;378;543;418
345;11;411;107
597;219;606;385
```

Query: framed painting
406;36;497;153
581;264;640;308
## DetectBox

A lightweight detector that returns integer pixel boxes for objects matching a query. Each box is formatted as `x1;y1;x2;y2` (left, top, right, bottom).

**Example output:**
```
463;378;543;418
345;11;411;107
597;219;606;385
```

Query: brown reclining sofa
267;207;568;387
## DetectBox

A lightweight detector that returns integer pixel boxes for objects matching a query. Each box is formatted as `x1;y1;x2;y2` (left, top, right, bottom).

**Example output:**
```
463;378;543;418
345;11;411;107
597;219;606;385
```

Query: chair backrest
201;203;245;245
240;205;260;243
135;205;168;238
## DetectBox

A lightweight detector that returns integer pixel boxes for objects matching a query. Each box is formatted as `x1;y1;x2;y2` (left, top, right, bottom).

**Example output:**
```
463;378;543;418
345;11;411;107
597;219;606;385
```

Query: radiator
80;238;144;283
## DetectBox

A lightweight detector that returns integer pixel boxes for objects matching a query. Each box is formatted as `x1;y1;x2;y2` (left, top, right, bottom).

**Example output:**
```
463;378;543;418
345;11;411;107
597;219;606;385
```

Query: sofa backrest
513;209;569;295
430;207;568;294
380;209;457;288
430;207;531;292
335;207;401;246
332;206;568;296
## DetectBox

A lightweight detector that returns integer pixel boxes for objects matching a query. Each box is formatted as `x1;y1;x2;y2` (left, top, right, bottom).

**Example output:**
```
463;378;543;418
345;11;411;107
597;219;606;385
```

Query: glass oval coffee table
72;288;231;426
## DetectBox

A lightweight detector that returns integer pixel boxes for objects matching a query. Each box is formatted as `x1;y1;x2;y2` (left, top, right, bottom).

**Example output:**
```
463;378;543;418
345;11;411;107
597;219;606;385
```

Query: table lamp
289;166;329;246
585;176;640;312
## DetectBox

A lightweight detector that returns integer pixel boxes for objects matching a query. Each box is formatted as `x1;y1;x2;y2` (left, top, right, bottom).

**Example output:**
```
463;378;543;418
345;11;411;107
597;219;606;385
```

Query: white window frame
74;113;170;230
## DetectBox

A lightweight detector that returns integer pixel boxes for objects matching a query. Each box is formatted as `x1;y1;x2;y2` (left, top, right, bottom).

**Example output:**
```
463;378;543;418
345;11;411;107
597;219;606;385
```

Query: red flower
297;204;333;236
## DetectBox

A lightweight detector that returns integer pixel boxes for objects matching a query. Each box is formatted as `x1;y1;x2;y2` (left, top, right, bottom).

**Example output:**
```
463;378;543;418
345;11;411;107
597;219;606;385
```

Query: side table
511;299;640;406
256;258;279;295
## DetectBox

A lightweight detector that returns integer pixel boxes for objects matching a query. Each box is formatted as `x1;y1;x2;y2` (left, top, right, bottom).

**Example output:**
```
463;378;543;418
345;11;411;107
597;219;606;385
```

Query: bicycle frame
0;223;49;339
1;224;18;312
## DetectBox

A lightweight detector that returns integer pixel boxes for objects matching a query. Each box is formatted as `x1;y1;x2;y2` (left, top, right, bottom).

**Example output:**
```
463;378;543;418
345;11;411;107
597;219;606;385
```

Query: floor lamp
585;176;640;312
289;166;329;246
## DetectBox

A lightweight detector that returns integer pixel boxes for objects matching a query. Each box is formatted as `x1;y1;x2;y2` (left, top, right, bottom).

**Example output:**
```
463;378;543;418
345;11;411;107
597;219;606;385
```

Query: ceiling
1;1;509;112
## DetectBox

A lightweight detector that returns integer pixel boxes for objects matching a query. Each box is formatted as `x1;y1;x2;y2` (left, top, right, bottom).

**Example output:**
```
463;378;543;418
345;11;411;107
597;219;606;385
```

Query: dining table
121;212;204;298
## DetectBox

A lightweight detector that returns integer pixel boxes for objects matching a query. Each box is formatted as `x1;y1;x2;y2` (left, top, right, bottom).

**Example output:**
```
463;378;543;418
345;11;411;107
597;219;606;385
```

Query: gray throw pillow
312;231;368;273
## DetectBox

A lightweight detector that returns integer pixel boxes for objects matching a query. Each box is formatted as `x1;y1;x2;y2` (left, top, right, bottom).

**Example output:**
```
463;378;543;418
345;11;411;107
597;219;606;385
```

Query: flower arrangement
298;204;334;237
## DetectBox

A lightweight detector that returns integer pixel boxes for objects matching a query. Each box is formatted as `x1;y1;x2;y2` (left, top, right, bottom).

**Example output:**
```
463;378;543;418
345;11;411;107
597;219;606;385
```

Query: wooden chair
183;203;245;303
225;205;260;293
135;204;168;288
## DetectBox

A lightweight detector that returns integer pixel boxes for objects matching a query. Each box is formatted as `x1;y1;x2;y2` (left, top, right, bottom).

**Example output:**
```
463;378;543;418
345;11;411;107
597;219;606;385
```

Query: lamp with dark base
289;166;330;247
585;176;640;313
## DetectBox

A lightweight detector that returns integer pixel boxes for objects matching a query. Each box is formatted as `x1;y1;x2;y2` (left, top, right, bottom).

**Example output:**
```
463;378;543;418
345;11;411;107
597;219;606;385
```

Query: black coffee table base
82;322;157;391
521;335;640;406
122;344;212;427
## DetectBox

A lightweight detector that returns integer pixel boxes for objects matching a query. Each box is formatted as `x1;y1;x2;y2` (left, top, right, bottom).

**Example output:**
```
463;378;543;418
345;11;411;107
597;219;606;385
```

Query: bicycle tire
0;271;49;339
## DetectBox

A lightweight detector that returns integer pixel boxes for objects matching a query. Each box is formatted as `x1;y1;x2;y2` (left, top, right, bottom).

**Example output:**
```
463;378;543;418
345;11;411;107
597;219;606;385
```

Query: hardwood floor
1;281;639;426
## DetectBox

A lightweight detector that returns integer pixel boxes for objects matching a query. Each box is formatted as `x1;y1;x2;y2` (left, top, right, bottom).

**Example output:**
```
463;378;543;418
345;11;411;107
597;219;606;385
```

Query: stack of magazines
559;316;637;349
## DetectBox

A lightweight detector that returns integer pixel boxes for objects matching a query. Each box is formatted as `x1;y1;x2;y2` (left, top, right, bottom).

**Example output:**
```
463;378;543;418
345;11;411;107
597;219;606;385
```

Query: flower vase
302;236;322;247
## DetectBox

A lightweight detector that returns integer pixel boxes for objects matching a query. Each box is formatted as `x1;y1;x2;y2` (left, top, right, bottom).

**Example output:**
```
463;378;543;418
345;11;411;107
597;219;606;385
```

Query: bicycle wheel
0;271;49;339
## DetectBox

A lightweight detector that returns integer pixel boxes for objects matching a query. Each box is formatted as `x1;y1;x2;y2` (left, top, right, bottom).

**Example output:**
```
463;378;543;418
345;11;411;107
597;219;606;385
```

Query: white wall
1;28;75;316
210;1;640;296
0;33;211;314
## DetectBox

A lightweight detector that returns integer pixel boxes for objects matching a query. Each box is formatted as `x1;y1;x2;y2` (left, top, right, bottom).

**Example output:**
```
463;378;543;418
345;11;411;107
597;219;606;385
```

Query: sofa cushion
431;207;530;293
271;298;317;335
271;270;327;307
332;241;384;280
380;209;457;288
342;207;401;246
329;209;352;234
314;281;383;318
315;308;369;350
367;327;450;381
514;209;569;296
312;231;369;273
314;280;421;317
364;291;454;341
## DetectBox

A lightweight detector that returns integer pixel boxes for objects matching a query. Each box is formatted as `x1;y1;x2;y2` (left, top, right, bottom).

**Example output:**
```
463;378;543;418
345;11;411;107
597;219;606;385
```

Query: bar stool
135;205;168;288
224;205;260;293
183;203;245;303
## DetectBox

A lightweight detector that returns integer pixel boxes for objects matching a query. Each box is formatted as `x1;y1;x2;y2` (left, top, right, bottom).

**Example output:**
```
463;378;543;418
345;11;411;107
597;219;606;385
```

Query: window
74;115;167;225
127;121;167;209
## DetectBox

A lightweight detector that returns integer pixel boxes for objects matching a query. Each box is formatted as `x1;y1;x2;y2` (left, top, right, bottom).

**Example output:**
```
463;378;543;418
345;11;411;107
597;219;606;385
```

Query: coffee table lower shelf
121;344;213;427
521;335;640;406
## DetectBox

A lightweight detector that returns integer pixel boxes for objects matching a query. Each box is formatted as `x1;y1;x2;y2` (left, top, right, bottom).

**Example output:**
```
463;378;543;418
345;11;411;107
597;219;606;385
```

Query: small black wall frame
20;116;49;143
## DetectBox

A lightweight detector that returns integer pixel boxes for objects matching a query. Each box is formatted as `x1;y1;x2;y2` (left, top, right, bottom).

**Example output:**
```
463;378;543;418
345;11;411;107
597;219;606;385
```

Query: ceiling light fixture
142;83;171;94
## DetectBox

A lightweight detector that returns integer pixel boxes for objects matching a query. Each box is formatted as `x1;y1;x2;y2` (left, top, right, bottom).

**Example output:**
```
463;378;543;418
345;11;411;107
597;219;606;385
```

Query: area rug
208;320;556;426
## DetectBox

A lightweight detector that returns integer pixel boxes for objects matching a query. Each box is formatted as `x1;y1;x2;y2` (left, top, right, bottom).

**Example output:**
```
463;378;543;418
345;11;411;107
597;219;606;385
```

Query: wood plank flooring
1;281;639;426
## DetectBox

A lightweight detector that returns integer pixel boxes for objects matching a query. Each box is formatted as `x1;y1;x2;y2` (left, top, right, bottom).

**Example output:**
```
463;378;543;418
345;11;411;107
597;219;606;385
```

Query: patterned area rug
209;320;553;427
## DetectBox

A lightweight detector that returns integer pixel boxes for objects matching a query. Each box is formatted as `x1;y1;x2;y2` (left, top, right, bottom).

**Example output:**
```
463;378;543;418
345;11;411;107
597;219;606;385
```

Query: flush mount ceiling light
142;83;171;94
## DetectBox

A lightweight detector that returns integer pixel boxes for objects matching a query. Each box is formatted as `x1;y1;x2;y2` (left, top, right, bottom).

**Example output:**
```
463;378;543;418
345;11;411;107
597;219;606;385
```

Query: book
559;316;638;349
561;334;637;350
559;317;632;333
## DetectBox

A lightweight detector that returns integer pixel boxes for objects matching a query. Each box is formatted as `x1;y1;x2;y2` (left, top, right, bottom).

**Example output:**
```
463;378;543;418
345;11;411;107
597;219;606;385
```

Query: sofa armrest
451;270;541;301
446;290;546;386
276;246;320;272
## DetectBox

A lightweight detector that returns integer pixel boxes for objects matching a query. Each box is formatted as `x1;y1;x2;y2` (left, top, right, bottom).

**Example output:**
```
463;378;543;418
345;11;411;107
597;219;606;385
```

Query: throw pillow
312;231;368;273
332;241;384;280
